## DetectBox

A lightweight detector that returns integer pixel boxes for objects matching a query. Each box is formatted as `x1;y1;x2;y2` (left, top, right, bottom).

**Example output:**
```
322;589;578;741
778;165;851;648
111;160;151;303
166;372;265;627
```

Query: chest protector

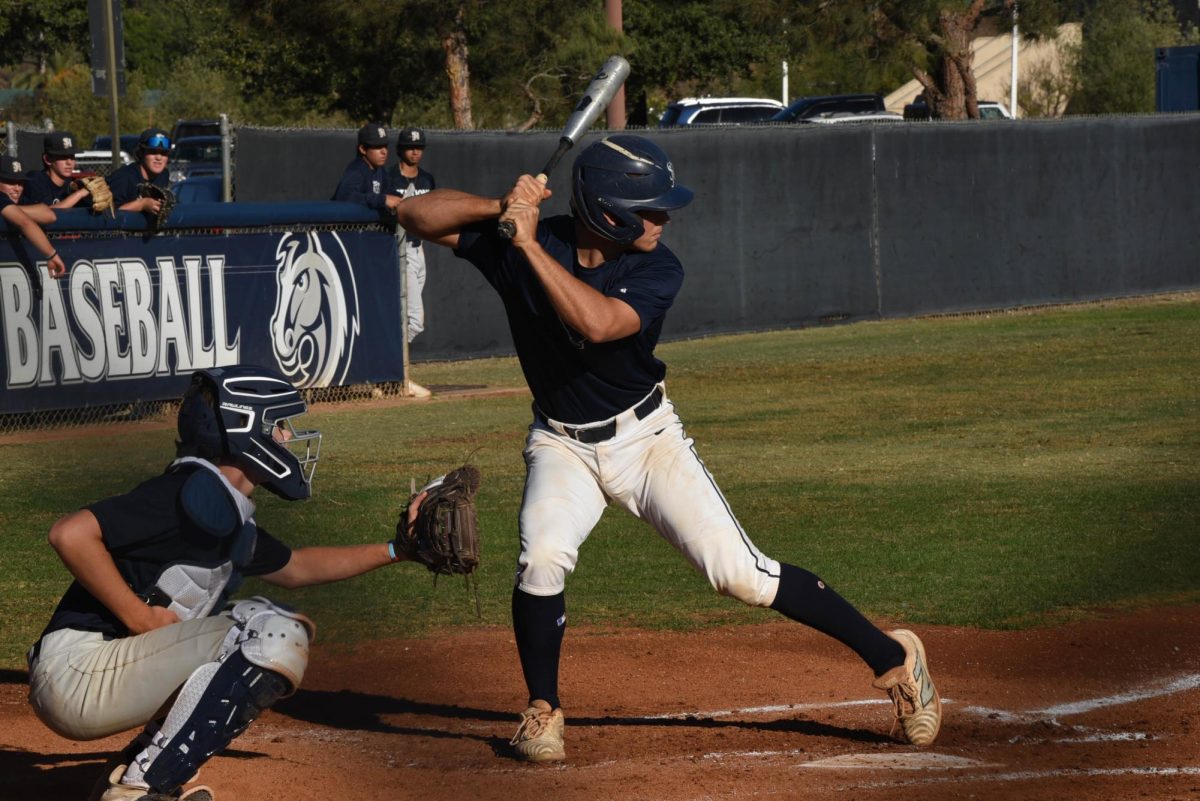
145;458;259;620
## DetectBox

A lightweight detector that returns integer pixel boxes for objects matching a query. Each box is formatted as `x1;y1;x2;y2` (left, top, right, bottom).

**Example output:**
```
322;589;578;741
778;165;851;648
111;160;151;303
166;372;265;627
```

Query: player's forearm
7;208;58;259
395;188;500;241
265;543;393;588
56;189;88;210
520;242;639;343
48;511;153;629
19;202;57;225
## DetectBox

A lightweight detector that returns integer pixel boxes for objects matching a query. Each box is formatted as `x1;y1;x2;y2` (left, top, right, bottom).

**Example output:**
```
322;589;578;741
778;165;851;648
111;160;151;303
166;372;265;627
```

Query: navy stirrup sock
770;563;905;676
512;588;566;709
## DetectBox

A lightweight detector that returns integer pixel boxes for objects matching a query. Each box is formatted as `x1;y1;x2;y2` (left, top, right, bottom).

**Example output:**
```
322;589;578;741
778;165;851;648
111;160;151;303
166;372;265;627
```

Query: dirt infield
2;605;1198;801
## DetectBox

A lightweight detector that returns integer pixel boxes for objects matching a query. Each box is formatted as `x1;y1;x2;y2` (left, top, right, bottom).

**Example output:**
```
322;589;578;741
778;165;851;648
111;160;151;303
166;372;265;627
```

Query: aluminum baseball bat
498;55;631;239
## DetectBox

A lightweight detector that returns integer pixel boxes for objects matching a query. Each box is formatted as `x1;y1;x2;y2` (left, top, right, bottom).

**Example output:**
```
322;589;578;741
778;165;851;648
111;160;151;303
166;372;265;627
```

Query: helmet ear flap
176;376;225;460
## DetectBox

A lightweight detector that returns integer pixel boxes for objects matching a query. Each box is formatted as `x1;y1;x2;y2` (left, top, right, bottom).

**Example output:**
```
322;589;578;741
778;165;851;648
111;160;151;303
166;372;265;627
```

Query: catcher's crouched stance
26;365;449;801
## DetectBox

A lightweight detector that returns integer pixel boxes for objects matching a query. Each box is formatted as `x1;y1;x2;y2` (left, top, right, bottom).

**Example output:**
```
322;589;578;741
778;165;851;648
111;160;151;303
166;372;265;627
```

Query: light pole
1010;1;1020;118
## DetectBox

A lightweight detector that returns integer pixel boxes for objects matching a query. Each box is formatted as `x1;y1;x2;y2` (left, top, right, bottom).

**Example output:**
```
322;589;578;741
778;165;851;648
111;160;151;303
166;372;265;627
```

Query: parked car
977;100;1013;120
769;94;887;123
168;135;225;188
902;98;1012;120
802;111;904;125
170;118;221;143
658;97;785;127
92;134;140;154
74;149;133;177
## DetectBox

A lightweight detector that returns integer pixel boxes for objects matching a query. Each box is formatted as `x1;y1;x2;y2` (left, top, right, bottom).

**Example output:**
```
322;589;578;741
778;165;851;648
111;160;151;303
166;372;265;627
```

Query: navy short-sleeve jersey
332;158;390;211
107;162;169;207
41;465;292;638
22;171;89;207
454;215;683;424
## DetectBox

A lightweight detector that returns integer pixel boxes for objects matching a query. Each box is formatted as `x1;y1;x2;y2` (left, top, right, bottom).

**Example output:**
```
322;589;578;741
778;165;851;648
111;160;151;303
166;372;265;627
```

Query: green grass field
1;295;1196;669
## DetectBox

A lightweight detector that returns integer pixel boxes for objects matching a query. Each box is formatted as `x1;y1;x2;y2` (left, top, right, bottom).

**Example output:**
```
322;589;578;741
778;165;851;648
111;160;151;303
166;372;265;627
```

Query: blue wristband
388;541;398;562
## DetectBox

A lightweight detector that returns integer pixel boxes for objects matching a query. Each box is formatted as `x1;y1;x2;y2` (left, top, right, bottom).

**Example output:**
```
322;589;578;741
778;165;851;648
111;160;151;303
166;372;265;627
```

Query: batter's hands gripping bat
498;55;631;239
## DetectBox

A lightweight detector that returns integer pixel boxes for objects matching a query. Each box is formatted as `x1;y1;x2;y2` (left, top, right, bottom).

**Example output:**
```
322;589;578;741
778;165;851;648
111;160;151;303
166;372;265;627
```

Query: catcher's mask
570;135;693;246
176;365;321;500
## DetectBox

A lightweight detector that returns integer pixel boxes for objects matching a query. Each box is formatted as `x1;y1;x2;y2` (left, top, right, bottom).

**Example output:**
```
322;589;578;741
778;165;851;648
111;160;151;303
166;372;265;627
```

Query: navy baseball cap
397;127;427;149
44;131;78;157
358;124;389;147
138;127;172;154
0;155;29;182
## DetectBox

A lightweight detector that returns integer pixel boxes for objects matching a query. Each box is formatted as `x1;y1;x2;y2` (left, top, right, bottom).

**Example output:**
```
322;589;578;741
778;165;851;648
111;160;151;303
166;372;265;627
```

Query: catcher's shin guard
129;650;291;794
126;601;312;794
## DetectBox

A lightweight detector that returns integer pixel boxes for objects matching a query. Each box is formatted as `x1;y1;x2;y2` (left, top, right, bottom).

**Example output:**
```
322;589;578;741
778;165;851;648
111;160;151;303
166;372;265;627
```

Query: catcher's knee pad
133;650;291;794
220;595;315;692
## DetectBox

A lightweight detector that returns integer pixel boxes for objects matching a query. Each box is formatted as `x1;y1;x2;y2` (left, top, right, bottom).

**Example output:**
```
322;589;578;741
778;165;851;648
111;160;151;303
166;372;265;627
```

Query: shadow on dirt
275;687;891;753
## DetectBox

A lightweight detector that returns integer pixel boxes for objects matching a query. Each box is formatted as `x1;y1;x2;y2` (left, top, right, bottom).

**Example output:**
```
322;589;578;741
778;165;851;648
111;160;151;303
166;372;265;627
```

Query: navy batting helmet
177;365;321;500
570;135;693;245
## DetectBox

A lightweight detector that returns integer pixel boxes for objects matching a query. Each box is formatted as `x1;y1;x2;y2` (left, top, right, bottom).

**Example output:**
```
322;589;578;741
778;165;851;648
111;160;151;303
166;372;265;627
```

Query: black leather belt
538;387;663;444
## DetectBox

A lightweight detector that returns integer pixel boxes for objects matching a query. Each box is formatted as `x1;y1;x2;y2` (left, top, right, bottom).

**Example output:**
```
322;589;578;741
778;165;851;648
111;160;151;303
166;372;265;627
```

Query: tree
794;1;1066;120
625;0;781;123
0;0;90;76
1068;0;1199;114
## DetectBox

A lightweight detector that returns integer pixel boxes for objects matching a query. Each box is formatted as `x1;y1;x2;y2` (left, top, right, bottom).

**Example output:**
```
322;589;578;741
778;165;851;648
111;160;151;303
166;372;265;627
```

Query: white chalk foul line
958;671;1200;725
842;765;1200;789
1035;672;1200;717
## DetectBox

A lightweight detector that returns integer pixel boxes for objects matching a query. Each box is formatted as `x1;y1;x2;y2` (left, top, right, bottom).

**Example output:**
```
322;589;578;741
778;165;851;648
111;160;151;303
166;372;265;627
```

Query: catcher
27;363;479;801
109;128;173;221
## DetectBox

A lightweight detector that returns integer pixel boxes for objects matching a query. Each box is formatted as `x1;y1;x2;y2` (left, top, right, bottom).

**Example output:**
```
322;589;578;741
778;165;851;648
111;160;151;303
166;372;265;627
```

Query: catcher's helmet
177;365;321;500
570;135;693;246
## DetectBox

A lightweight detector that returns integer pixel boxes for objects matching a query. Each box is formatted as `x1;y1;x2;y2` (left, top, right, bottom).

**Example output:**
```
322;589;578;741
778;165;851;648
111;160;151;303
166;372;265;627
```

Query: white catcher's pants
517;385;782;607
27;614;236;740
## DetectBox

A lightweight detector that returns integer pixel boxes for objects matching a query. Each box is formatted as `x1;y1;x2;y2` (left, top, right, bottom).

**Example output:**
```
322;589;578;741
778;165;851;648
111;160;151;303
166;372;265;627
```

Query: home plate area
2;605;1198;801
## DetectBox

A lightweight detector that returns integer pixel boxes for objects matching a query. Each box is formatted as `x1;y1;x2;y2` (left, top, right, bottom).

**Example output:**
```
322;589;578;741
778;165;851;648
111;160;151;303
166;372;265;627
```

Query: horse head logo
270;232;359;388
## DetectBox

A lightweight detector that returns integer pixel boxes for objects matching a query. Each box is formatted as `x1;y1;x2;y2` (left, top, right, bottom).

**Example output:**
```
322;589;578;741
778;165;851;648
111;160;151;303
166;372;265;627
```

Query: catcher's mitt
138;182;176;228
80;175;114;216
395;465;482;576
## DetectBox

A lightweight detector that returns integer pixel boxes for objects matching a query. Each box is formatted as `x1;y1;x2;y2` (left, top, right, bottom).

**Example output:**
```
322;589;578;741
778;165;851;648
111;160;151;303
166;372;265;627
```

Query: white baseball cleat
99;764;214;801
510;699;566;762
872;629;943;746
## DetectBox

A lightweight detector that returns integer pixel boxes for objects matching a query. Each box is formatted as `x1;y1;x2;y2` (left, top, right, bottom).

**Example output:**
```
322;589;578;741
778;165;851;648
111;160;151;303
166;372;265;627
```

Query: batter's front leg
509;427;607;761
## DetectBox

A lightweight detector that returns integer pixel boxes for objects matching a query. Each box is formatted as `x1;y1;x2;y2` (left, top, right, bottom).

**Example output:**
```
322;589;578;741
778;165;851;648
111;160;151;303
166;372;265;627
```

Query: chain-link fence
0;381;411;437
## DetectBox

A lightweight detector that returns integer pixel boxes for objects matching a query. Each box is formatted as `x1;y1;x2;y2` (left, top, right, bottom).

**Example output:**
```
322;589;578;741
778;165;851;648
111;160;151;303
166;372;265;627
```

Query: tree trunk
933;2;985;120
441;3;474;130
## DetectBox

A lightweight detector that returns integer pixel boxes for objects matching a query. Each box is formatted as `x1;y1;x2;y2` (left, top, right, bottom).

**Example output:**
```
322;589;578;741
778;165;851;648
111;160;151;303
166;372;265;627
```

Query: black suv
769;94;886;123
170;118;221;143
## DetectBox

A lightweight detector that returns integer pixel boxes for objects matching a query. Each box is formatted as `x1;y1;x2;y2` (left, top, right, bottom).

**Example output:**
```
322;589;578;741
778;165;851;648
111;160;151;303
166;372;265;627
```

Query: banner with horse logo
0;220;402;414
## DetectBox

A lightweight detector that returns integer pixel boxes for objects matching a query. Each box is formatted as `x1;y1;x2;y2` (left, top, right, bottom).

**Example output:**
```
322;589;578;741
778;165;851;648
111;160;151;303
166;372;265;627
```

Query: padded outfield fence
234;114;1200;363
3;113;1198;431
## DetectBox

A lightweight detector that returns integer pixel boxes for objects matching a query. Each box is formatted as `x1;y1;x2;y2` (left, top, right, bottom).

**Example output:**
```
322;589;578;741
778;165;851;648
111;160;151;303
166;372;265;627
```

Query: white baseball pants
516;386;782;607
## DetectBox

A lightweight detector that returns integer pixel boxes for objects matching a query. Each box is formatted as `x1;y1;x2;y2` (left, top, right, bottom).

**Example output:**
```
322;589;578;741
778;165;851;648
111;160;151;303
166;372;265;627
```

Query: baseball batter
395;134;942;762
27;365;424;800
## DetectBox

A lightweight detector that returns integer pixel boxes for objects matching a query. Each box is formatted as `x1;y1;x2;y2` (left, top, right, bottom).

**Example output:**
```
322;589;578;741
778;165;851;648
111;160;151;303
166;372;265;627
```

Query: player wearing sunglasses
109;128;173;215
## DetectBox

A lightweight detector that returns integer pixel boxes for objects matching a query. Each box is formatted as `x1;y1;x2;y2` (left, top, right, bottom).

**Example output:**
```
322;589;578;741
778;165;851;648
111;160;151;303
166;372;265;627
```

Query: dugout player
388;126;436;347
332;123;403;216
21;131;92;209
27;365;424;800
0;154;67;278
395;135;942;762
109;127;172;214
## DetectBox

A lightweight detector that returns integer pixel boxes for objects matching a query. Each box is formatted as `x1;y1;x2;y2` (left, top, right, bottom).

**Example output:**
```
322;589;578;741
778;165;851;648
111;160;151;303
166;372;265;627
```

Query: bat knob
497;219;517;239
